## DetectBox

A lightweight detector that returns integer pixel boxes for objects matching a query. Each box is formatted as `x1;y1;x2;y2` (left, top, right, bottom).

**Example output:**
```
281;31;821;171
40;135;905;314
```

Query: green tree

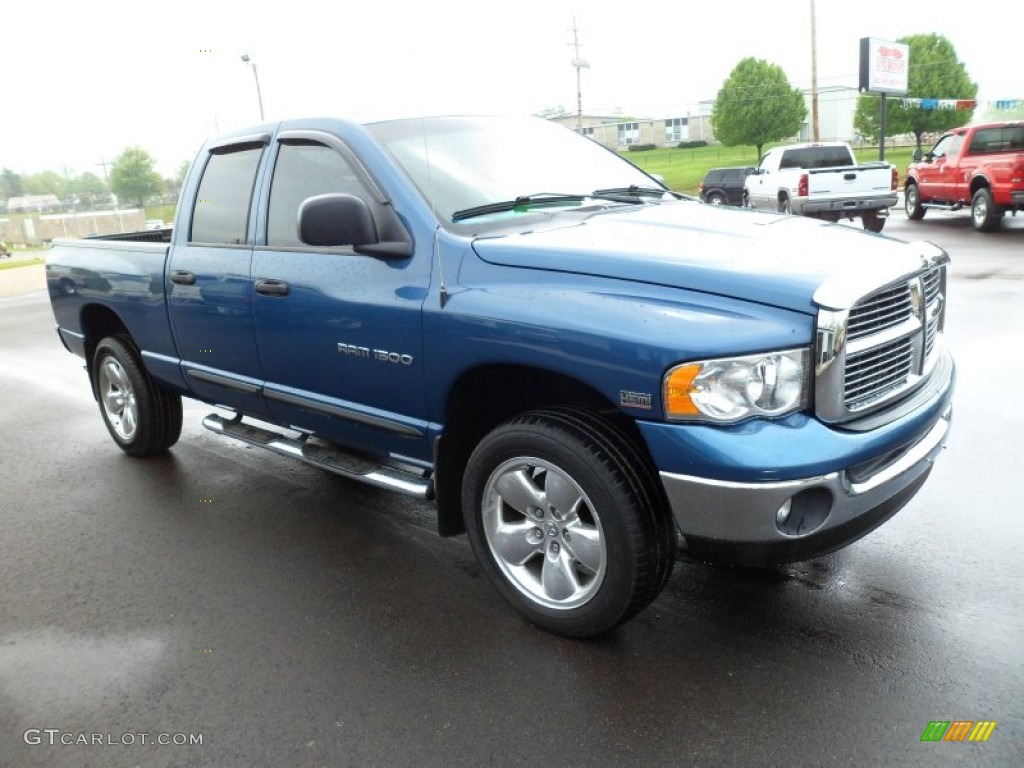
163;160;191;200
23;170;69;198
109;146;163;207
712;57;807;158
854;34;978;151
1;168;23;200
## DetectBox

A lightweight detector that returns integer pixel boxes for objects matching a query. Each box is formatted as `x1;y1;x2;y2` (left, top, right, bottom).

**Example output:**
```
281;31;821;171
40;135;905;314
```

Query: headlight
664;349;810;423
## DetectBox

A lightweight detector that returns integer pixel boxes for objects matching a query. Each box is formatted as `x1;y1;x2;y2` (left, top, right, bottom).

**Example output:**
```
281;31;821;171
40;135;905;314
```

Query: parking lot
1;210;1021;767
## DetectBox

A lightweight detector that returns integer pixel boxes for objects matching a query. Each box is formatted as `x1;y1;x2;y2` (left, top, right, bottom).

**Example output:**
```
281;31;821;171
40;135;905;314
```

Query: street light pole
240;54;265;121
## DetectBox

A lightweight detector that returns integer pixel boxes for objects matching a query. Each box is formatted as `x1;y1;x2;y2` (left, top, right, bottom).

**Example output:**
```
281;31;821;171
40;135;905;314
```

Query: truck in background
904;121;1024;231
744;142;898;232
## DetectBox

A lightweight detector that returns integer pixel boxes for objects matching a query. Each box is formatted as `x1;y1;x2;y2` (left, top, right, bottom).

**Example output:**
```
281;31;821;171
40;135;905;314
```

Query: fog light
775;488;833;536
776;498;793;526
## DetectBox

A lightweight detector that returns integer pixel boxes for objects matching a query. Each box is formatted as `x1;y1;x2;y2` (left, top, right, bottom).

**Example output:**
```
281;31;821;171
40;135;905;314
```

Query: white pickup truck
744;142;898;232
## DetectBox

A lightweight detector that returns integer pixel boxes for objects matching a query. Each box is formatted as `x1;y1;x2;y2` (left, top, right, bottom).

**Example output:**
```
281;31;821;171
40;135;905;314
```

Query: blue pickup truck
46;116;954;637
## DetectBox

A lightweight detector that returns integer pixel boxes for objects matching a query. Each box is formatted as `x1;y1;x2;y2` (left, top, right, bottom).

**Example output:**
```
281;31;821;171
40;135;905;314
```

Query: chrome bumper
661;404;952;562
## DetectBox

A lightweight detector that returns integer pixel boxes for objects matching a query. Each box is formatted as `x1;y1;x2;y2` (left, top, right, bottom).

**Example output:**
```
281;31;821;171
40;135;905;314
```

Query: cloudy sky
3;0;1018;177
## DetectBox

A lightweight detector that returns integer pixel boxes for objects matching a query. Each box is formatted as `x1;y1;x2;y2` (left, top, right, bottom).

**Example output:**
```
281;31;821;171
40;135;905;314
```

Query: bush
627;143;657;152
676;140;709;149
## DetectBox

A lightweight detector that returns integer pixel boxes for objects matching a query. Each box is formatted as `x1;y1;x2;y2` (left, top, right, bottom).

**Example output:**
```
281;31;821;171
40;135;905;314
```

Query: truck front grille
844;336;914;408
847;284;912;341
815;263;947;424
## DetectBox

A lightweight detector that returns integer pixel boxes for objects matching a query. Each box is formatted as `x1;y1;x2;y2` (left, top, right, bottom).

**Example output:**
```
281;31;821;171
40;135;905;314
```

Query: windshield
366;116;669;225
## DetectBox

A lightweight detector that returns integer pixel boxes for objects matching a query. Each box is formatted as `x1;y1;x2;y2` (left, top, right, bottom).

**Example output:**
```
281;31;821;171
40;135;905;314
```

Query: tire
742;190;752;209
862;214;885;233
462;407;676;637
971;187;1001;232
93;335;183;457
707;192;726;206
905;183;926;220
778;196;792;214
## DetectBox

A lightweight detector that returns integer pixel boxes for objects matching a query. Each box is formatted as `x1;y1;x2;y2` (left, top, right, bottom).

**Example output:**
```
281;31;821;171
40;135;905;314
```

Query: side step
921;202;963;211
202;413;434;500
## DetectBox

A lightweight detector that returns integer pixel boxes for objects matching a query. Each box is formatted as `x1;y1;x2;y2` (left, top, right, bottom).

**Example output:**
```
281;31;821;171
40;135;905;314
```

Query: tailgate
806;166;893;198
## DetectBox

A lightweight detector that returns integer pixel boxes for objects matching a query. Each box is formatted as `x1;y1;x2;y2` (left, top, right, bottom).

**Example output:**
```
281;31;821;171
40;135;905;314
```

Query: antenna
419;119;449;309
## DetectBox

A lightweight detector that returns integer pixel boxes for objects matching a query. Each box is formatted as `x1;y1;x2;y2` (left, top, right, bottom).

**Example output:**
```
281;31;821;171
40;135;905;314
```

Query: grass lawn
0;257;44;271
144;204;177;224
620;144;918;195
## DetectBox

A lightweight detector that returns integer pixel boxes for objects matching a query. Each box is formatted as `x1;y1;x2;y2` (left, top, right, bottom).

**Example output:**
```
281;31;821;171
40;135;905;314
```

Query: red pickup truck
904;121;1024;231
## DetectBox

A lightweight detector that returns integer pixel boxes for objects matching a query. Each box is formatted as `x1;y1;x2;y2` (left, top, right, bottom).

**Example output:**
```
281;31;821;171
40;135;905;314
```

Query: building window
618;122;640;146
581;126;594;137
665;117;689;144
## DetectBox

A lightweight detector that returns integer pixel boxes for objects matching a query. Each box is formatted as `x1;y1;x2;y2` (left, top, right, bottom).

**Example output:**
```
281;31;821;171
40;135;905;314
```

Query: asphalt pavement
1;211;1022;767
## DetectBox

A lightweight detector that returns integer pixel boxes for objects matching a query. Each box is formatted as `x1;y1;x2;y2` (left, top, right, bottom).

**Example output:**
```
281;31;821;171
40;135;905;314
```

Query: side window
267;141;372;248
946;134;964;159
190;145;264;245
930;134;953;159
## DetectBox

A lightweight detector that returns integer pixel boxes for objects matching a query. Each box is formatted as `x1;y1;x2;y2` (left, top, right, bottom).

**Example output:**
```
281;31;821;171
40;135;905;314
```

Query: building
546;85;860;153
548;108;716;151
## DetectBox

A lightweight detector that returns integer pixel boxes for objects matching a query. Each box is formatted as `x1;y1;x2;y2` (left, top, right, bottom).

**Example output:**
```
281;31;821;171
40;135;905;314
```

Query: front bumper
660;404;950;565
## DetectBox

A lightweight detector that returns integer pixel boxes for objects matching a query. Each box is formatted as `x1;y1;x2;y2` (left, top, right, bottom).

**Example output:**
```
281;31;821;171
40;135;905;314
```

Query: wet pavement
1;213;1021;766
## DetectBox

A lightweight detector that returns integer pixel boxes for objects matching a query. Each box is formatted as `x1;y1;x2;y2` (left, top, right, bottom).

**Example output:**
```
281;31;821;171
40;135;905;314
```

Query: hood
471;202;937;314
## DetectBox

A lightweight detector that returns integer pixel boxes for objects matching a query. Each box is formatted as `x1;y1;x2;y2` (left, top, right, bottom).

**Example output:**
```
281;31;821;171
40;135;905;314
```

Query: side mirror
925;151;935;163
298;193;377;248
912;149;923;163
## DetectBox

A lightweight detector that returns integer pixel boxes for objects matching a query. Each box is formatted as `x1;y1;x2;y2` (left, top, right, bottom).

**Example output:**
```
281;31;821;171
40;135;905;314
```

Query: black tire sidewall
462;420;643;637
93;336;165;456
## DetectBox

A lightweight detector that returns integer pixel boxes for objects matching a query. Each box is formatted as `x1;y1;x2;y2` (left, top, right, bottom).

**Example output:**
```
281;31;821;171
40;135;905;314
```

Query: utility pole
569;19;589;132
241;54;266;121
810;0;820;141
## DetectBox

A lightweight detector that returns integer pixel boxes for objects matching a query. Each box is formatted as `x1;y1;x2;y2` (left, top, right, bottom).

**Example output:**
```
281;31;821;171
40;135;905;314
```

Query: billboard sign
859;38;910;95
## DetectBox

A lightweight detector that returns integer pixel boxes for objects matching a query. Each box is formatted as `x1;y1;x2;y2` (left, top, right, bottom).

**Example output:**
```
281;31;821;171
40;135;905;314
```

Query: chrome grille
845;337;914;408
815;258;948;425
847;284;912;341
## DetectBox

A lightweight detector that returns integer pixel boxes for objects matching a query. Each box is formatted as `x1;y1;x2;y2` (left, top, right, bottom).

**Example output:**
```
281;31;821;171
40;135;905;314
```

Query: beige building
549;110;716;151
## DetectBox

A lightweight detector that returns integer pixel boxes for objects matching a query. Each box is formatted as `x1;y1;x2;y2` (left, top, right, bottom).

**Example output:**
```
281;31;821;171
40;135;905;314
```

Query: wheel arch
80;303;132;399
969;174;992;196
433;364;656;537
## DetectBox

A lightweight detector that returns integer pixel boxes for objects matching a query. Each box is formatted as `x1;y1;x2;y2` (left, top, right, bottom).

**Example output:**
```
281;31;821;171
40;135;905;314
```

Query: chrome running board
202;413;433;500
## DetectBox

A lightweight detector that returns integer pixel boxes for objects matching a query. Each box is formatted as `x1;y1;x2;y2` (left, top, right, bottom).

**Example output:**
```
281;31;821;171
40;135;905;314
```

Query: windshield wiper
594;185;691;202
452;193;586;222
592;184;667;199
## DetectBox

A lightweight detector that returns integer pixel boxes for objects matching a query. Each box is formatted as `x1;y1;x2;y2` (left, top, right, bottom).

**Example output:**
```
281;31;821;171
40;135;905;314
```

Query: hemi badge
620;391;652;409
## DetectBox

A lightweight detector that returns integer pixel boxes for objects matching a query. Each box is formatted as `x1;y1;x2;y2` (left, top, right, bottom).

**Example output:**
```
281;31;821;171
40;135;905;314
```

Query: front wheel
462;408;675;637
971;187;1001;232
94;335;183;457
905;183;926;220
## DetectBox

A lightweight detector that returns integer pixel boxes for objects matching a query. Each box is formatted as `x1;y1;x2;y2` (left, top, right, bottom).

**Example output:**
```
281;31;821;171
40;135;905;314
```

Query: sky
2;0;1019;178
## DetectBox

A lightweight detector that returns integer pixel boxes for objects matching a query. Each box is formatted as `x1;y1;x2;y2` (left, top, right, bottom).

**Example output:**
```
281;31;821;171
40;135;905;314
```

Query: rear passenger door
167;136;273;419
250;131;431;462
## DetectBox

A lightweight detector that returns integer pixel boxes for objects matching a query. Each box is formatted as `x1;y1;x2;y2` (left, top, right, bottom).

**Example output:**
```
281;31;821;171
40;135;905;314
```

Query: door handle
170;270;196;285
254;279;290;297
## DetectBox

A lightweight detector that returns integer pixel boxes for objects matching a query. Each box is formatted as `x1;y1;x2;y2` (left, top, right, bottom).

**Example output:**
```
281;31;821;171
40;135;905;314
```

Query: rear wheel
905;183;926;220
94;335;182;457
462;407;675;637
778;196;792;214
707;191;726;206
971;187;1001;232
862;214;885;233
